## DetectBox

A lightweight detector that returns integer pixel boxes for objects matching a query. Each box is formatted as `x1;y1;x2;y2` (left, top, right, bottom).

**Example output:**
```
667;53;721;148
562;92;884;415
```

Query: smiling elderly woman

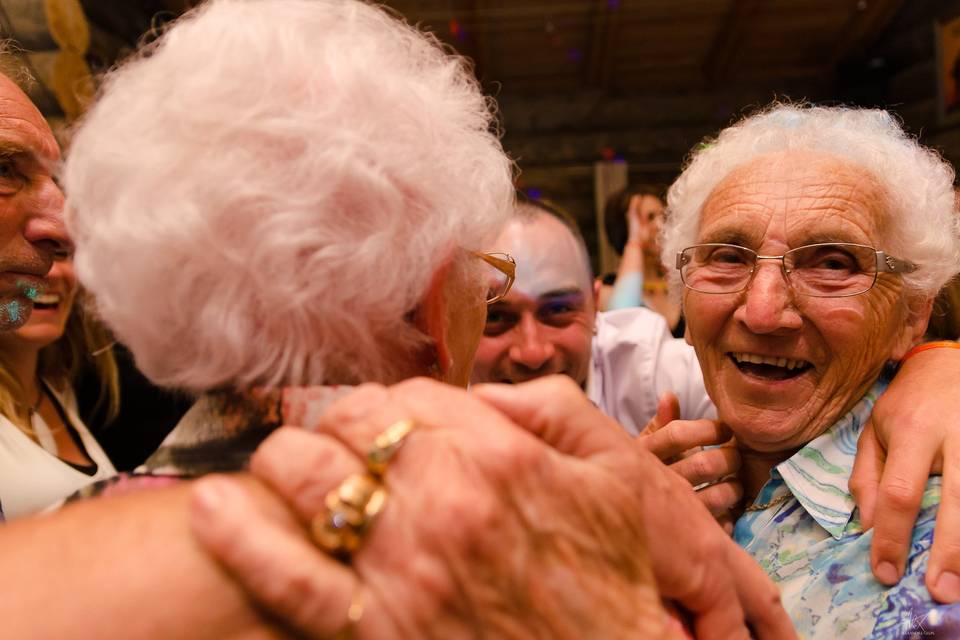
661;104;960;637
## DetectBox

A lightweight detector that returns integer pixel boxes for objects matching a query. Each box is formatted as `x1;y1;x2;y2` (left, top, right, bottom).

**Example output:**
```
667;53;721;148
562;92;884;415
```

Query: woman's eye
801;250;859;272
710;248;749;264
0;160;22;192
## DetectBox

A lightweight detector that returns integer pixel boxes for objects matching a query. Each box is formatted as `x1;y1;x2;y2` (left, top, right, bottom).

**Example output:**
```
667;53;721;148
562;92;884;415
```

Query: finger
318;378;532;455
643;420;732;462
695;480;743;518
473;376;631;457
190;475;361;638
927;437;960;603
849;420;884;531
869;428;939;586
640;393;682;437
668;565;750;640
726;543;797;640
717;514;735;536
670;448;740;489
249;426;365;523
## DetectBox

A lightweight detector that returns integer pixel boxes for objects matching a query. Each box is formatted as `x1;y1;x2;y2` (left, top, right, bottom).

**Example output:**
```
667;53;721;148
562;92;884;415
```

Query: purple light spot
526;188;542;200
567;48;583;61
608;0;621;8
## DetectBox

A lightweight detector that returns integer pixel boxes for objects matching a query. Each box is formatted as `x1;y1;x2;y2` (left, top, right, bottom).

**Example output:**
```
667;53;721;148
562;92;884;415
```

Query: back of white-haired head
64;0;514;392
663;103;960;298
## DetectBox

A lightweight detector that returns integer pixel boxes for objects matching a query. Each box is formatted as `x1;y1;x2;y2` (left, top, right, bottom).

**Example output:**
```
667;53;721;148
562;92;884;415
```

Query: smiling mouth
729;352;812;381
32;293;61;311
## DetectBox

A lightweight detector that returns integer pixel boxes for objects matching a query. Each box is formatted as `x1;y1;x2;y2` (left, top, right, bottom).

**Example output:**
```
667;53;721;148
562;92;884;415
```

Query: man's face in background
471;209;596;385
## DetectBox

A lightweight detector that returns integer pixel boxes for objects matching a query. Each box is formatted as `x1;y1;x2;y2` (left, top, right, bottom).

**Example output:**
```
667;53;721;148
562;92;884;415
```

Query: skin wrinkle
378;428;657;638
685;152;922;460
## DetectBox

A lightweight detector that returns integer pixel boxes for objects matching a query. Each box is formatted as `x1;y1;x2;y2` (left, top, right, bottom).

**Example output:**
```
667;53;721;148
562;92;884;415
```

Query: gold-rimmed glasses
476;252;516;304
676;242;918;298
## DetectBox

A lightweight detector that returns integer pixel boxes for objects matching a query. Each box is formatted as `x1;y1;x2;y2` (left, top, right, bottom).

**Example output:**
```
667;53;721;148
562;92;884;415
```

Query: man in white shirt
471;198;711;433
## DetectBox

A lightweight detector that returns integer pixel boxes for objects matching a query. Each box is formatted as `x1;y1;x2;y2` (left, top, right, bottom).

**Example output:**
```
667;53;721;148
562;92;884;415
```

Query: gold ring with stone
366;418;416;476
311;473;387;556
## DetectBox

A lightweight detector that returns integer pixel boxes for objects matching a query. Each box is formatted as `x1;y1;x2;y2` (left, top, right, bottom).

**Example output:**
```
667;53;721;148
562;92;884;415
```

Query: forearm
0;476;293;640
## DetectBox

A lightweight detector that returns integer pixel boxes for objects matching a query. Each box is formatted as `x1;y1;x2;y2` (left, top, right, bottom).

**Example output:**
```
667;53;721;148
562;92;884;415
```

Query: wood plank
829;0;909;65
703;0;763;83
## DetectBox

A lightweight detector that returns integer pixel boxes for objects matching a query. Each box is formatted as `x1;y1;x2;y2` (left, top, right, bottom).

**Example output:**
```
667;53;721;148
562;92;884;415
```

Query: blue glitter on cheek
15;280;42;301
5;300;19;323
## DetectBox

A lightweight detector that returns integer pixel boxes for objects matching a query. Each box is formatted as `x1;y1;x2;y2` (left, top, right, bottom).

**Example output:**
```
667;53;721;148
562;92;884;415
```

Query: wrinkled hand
474;377;794;640
639;393;742;533
190;377;676;638
850;346;960;603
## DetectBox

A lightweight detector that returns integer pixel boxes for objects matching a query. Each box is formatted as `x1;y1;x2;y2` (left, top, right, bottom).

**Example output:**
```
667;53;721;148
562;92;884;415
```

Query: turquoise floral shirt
734;380;960;638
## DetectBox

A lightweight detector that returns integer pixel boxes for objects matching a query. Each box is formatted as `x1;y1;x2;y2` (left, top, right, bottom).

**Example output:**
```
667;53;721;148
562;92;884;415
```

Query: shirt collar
774;379;888;539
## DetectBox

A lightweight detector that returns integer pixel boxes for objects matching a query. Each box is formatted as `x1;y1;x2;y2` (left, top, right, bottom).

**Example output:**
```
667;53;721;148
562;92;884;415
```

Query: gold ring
311;473;387;556
367;418;416;476
333;586;364;640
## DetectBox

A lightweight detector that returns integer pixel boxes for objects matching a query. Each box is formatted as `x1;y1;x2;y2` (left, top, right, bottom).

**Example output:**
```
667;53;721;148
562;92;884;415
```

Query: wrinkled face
0;75;68;330
683;152;925;452
0;253;76;352
471;211;596;385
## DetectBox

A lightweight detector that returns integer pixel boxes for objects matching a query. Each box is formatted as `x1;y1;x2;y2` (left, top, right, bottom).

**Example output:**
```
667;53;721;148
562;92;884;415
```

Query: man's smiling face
471;208;596;386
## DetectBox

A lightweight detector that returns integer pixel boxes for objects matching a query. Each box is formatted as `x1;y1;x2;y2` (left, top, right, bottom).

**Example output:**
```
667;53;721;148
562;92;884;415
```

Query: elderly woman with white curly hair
643;103;960;637
0;0;798;638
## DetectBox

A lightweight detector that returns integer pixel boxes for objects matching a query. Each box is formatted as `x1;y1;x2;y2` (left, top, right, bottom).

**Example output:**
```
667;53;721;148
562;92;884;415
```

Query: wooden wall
840;0;960;167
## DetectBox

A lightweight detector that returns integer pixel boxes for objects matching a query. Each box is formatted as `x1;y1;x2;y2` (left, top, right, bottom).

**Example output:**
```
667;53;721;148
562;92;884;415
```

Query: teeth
732;352;808;370
33;294;60;305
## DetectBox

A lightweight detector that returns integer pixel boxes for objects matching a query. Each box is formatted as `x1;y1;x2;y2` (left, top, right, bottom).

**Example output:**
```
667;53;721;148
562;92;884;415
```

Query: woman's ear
891;296;934;361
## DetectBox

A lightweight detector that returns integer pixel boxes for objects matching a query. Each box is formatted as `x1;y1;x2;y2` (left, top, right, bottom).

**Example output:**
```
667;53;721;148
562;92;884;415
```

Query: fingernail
934;571;960;601
875;561;900;585
191;477;232;515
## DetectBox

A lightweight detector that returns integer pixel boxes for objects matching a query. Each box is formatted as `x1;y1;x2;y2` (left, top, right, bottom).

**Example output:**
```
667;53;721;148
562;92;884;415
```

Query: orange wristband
900;340;960;364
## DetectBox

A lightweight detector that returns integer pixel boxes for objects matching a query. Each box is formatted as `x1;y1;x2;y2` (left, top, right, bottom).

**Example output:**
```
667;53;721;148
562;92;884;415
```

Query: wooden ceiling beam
584;0;622;89
828;0;908;65
463;0;489;84
703;0;764;84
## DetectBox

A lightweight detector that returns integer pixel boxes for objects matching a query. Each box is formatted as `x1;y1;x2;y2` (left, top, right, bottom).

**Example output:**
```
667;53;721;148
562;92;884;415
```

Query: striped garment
734;379;960;638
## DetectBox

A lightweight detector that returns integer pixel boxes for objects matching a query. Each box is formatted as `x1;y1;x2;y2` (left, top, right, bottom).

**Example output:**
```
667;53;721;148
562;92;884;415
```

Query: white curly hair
63;0;514;392
662;103;960;298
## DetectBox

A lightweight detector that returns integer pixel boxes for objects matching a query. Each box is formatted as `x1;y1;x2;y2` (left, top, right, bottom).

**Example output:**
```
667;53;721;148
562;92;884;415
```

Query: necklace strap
743;493;792;513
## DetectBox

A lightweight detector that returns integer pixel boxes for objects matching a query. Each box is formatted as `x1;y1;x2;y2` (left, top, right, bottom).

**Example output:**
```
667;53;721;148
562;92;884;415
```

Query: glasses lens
680;244;755;293
785;243;878;297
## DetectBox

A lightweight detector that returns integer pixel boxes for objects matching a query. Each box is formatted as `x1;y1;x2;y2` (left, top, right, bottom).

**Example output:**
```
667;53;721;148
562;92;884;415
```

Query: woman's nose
735;261;803;334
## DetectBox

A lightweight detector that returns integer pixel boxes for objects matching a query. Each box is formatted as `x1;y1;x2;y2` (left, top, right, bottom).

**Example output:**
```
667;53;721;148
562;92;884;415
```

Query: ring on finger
311;473;387;556
333;585;365;640
367;418;416;476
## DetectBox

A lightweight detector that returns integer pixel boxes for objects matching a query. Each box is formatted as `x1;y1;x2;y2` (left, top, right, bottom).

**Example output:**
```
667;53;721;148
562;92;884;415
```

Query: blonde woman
0;251;118;518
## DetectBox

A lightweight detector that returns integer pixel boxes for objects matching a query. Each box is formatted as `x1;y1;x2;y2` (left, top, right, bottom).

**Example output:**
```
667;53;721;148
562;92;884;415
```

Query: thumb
472;376;629;458
641;392;682;437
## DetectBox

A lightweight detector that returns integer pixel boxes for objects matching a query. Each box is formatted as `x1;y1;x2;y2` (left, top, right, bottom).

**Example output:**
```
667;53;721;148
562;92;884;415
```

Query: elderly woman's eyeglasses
676;242;918;298
476;252;516;304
